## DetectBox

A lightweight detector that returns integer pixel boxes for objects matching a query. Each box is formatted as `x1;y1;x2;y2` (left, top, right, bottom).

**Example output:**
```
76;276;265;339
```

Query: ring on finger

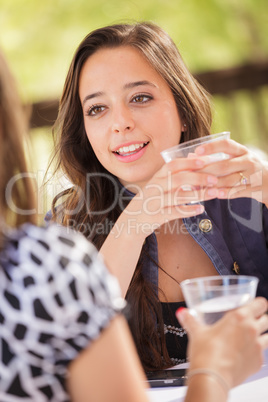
239;172;248;185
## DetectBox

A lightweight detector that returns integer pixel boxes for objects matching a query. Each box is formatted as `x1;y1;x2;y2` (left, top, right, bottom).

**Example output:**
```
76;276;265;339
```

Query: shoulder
2;223;122;308
1;222;123;338
20;222;98;261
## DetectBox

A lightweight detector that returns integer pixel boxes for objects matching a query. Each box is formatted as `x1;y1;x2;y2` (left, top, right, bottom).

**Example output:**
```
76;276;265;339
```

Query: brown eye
132;94;152;103
134;95;145;102
87;105;105;116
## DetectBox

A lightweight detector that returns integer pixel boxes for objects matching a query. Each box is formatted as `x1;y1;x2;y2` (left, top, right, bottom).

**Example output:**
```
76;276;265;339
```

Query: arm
176;297;268;402
100;157;219;295
67;315;149;402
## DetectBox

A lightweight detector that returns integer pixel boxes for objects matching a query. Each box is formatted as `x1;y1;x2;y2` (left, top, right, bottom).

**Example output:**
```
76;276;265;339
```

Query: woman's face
79;46;183;191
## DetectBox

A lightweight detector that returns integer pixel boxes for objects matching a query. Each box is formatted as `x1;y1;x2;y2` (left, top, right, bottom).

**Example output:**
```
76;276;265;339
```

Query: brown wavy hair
49;22;212;371
0;50;36;248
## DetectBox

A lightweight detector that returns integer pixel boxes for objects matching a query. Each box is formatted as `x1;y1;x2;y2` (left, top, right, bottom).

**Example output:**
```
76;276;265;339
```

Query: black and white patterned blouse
0;223;123;401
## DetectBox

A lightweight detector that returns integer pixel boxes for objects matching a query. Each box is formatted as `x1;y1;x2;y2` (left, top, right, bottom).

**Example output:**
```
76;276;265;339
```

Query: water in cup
194;293;252;325
180;275;259;325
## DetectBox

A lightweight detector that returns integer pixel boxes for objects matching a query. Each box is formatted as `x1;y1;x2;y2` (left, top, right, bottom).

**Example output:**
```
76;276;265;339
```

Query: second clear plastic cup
180;275;259;325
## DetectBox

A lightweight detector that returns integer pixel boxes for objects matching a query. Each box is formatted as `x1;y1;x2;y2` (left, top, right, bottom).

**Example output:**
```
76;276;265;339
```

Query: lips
113;142;149;156
112;141;149;163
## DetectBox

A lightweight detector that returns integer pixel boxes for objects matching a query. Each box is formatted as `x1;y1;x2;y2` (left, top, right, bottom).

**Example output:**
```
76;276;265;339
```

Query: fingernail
207;188;218;196
176;307;186;325
207;175;218;185
195;205;204;214
195;146;205;155
195;159;205;167
176;307;186;317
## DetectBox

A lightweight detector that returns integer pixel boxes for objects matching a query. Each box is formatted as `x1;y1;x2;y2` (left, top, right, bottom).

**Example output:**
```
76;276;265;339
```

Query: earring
183;123;187;131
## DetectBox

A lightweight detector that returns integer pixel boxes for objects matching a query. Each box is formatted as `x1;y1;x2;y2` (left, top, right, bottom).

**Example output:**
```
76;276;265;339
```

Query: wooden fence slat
28;60;268;129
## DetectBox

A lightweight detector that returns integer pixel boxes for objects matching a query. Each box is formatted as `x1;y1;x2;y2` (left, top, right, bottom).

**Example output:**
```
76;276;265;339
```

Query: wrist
187;368;230;396
108;212;147;243
124;198;160;239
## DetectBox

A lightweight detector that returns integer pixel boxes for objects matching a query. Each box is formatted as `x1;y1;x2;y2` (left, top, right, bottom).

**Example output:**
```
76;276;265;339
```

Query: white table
146;349;268;402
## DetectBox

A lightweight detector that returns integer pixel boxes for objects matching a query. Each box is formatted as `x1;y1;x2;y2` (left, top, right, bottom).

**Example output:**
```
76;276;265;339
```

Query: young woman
1;46;268;402
48;22;268;371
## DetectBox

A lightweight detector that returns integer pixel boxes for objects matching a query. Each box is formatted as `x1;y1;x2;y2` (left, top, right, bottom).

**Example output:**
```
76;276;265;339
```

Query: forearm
68;316;150;402
100;205;147;296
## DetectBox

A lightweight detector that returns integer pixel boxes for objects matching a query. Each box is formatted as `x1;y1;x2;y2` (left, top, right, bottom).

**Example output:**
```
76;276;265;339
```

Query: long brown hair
49;22;212;370
0;50;36;248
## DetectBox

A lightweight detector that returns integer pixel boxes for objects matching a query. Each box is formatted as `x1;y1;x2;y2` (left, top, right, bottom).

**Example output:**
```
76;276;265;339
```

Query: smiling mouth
113;142;149;156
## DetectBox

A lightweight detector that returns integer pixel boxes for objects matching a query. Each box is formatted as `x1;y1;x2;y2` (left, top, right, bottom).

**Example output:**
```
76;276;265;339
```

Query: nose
111;104;134;134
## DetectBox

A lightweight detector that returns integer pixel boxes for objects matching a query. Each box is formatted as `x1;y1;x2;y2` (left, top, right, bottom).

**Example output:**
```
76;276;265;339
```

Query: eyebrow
123;80;156;90
82;80;156;106
82;91;104;106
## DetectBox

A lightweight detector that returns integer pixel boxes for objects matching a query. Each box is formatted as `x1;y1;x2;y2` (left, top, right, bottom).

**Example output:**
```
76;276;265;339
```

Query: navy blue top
142;197;268;298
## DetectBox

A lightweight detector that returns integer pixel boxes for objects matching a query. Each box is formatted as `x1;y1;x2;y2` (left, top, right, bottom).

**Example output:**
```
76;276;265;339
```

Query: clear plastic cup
161;131;231;163
180;275;259;325
160;131;231;205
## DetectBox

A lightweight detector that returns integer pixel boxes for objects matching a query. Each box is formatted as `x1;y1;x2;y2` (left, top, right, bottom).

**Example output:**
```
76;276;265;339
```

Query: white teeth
129;144;136;152
116;143;147;155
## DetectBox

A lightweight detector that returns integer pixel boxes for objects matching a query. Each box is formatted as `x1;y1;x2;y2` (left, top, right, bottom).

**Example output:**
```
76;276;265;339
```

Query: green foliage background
1;0;268;216
1;0;267;101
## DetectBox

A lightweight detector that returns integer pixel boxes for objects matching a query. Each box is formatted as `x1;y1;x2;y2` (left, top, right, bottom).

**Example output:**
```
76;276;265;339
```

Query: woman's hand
176;297;268;389
195;138;268;207
126;156;220;237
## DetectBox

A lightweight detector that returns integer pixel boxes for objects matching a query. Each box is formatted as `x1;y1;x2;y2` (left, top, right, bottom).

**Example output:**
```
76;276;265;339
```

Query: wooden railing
29;60;268;142
196;60;268;95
